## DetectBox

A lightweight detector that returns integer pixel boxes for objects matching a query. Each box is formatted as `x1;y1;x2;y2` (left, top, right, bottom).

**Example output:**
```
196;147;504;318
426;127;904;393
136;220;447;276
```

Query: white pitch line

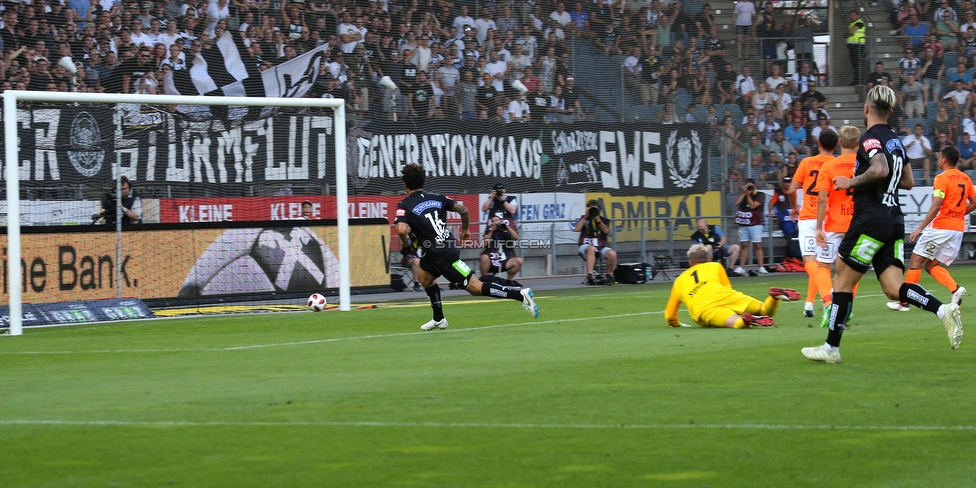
0;311;661;355
0;419;972;432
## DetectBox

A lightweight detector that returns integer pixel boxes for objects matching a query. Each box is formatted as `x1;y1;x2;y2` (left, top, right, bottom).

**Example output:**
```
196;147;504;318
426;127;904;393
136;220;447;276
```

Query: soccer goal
2;91;354;336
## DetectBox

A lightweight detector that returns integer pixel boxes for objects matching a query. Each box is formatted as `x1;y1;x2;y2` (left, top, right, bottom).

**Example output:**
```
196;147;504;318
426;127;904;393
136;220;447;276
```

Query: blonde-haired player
814;125;861;327
789;130;839;318
802;85;962;364
664;244;800;329
888;145;976;311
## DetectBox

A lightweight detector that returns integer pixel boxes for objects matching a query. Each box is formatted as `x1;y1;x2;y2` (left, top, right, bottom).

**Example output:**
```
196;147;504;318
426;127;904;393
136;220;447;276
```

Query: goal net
1;91;363;336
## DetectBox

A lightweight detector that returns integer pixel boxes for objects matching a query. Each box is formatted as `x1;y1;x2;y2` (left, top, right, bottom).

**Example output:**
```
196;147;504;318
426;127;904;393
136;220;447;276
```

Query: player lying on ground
394;163;539;331
664;244;801;328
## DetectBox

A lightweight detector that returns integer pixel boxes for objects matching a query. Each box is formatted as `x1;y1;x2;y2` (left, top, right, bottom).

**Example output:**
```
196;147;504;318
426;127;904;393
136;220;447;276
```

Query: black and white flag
163;31;329;120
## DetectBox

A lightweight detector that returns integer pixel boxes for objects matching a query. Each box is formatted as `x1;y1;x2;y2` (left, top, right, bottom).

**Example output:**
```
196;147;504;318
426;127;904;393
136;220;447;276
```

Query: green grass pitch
2;268;976;487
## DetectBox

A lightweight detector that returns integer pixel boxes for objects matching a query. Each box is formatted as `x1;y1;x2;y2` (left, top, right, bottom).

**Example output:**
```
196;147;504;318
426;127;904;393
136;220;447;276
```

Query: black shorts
420;248;475;285
838;221;906;277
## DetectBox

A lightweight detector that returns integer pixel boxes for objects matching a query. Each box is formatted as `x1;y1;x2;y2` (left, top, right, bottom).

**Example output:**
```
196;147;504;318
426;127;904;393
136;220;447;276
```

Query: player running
814;126;861;327
887;145;976;311
665;244;801;329
802;85;962;364
394;164;539;330
789;131;840;318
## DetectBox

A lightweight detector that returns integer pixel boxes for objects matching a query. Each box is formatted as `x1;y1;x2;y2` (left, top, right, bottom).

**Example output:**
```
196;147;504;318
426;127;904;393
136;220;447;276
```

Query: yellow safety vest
847;19;866;44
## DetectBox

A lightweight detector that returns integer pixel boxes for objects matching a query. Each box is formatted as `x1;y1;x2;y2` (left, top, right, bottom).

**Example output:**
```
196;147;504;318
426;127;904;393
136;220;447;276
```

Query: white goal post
3;91;352;336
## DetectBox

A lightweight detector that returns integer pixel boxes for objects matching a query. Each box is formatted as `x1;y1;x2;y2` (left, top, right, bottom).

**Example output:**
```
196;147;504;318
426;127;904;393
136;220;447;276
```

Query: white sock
937;304;946;320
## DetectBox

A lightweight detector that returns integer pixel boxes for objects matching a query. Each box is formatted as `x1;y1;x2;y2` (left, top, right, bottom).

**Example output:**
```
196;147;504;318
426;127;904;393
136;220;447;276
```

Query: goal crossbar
2;90;351;336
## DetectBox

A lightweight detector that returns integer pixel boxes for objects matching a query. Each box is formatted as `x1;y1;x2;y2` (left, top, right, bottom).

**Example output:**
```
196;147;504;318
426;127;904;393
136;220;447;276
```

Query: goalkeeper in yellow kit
665;244;801;328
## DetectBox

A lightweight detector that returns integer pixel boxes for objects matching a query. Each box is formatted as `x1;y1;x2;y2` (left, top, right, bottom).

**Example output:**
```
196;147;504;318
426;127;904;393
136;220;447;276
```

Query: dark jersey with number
394;191;458;251
854;123;906;225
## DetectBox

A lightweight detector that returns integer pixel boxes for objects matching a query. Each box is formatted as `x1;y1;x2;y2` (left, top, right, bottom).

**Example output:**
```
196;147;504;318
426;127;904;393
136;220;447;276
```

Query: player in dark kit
802;85;963;364
394;164;539;330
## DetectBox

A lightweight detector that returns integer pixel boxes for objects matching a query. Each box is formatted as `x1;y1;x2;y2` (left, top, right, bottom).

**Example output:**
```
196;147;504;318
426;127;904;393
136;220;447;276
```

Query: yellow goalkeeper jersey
664;262;736;326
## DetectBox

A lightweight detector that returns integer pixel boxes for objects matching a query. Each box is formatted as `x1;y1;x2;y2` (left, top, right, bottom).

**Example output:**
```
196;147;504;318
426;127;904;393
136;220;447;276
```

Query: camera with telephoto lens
496;222;507;231
746;184;755;192
494;189;503;197
588;206;601;218
92;190;118;223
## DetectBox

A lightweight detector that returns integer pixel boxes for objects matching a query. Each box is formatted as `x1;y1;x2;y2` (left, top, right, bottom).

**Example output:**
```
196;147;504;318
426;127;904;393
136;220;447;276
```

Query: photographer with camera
479;215;523;282
733;177;767;276
93;176;142;225
576;199;617;285
481;182;518;221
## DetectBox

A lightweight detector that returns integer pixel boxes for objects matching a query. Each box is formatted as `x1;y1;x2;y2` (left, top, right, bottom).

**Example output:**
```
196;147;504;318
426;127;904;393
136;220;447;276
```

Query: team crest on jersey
665;129;702;189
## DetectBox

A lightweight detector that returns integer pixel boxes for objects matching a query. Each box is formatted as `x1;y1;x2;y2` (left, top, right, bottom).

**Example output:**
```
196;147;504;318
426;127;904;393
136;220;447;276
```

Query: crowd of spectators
880;0;976;182
619;0;827;189
0;0;703;125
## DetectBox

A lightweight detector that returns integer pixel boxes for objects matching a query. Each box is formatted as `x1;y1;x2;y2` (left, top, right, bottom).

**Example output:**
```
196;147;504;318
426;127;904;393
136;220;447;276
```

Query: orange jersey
930;168;976;231
815;153;857;233
792;153;835;220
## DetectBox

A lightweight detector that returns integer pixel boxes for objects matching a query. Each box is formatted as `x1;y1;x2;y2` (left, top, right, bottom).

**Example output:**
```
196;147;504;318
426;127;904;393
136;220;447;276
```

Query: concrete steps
818;86;865;129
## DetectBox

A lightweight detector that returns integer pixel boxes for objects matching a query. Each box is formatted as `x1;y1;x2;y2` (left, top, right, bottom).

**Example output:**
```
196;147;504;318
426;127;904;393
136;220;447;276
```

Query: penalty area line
0;419;973;432
0;311;661;355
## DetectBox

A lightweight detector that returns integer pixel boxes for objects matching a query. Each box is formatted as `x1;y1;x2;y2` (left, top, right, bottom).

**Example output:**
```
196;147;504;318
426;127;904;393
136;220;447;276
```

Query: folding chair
652;255;675;281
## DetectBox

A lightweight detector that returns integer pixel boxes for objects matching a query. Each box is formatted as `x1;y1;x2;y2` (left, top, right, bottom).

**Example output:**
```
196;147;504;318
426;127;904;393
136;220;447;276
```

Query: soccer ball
307;293;327;312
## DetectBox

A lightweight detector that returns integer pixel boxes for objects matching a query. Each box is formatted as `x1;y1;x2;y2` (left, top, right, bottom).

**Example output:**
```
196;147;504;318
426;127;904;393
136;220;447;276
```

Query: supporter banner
585;191;723;242
0;298;154;328
5;111;709;196
355;121;710;196
5;109;336;185
0;221;388;303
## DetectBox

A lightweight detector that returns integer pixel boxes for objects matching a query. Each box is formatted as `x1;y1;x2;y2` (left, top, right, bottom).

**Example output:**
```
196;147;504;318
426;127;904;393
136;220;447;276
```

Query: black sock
899;283;943;314
826;292;852;348
425;285;444;321
481;281;524;300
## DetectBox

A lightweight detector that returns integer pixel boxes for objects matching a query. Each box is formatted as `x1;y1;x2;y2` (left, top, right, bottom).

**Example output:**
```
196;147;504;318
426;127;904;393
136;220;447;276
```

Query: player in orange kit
887;145;976;311
664;244;800;328
815;126;861;326
789;131;839;318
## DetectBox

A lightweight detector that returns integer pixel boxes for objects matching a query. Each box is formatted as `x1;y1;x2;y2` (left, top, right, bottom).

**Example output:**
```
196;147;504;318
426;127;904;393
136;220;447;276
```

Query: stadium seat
694;105;708;122
723;104;743;123
904;117;928;134
945;52;960;71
